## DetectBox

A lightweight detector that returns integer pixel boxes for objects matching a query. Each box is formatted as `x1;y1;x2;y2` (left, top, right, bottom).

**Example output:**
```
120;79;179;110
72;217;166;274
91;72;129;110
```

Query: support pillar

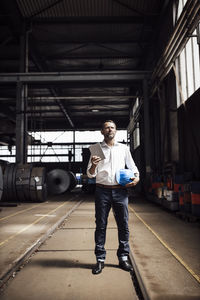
16;82;28;163
15;25;29;164
143;79;151;176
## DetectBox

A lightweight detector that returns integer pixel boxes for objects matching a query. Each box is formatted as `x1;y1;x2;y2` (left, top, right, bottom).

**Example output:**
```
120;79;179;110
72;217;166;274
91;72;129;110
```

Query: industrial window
131;98;140;150
133;126;140;150
175;0;200;107
176;0;187;19
0;130;127;163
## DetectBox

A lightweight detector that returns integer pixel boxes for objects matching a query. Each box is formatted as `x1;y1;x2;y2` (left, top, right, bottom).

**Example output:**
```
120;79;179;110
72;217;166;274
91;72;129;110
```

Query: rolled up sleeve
86;158;97;178
125;147;140;177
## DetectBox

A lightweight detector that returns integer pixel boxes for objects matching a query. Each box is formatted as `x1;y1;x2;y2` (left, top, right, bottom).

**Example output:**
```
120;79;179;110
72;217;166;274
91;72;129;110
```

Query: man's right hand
89;156;101;175
91;156;101;166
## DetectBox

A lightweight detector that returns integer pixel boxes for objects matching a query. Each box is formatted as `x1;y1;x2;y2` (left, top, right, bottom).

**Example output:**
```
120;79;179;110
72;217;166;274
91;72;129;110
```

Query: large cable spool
2;163;17;202
30;167;47;202
47;169;71;195
68;171;77;191
8;163;17;201
2;164;9;201
0;160;9;174
15;164;33;202
0;165;3;201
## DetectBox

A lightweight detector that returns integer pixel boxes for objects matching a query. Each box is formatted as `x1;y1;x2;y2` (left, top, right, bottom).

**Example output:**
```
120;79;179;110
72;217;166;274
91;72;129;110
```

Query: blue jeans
94;186;130;261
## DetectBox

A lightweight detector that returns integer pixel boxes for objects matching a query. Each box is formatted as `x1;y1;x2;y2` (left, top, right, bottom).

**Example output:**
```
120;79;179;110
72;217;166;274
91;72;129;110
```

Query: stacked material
47;169;77;195
1;163;46;202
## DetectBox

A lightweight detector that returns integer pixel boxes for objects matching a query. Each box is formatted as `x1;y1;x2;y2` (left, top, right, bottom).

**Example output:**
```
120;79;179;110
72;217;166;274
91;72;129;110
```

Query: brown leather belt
96;183;124;189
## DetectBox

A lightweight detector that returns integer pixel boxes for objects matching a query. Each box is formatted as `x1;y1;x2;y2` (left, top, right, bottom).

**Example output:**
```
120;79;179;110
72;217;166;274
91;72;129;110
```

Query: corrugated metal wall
178;89;200;179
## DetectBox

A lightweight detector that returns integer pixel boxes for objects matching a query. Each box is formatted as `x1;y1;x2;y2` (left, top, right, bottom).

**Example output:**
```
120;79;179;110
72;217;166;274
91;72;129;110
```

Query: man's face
101;122;116;140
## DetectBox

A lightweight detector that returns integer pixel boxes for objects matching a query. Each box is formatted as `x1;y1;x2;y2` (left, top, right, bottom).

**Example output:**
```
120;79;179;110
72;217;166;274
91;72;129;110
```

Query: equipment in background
1;163;47;202
30;167;47;202
47;169;77;195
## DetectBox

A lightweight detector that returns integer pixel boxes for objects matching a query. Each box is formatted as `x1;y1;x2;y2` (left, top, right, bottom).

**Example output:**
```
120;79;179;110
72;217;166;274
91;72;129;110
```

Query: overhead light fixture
91;109;99;112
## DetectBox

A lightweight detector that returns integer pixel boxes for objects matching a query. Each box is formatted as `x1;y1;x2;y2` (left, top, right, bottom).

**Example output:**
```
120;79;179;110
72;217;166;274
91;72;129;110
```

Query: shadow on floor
31;258;119;270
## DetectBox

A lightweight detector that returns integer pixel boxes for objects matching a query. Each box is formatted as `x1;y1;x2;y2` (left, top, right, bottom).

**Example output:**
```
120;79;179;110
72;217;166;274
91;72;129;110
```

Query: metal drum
0;160;9;173
8;163;17;202
47;169;71;195
30;167;47;202
2;163;17;202
15;164;33;202
2;164;9;201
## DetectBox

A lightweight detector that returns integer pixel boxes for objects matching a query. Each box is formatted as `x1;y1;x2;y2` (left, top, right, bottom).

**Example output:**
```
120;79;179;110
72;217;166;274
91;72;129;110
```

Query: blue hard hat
116;169;135;186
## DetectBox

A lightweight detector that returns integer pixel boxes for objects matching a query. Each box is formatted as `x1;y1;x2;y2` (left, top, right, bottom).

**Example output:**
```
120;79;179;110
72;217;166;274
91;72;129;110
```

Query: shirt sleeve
86;156;97;178
125;147;140;177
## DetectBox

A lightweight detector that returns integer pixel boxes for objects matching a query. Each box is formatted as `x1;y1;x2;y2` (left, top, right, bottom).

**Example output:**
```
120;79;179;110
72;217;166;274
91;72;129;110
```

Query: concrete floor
0;191;82;283
0;189;200;299
0;191;138;300
128;197;200;299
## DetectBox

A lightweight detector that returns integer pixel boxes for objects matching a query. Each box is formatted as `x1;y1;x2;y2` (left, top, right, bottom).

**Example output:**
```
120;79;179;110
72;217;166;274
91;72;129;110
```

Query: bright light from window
176;29;200;107
0;130;127;163
175;1;200;107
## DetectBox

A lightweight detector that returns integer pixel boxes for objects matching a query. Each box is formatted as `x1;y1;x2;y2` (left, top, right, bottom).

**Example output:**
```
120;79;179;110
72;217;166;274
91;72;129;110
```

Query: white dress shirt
87;140;139;185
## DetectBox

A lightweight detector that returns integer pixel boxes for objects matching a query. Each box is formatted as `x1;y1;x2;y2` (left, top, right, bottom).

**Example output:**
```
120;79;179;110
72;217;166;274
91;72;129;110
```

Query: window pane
133;126;140;149
176;26;200;107
186;38;195;98
1;130;127;163
192;30;200;91
179;49;187;102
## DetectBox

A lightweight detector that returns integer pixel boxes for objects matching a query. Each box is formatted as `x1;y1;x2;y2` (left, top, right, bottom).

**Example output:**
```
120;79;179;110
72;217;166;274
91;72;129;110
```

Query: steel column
143;79;151;175
16;28;29;164
16;82;28;163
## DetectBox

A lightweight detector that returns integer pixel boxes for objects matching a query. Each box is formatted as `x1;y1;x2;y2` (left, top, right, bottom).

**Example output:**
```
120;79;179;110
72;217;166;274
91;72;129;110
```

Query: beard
105;132;115;139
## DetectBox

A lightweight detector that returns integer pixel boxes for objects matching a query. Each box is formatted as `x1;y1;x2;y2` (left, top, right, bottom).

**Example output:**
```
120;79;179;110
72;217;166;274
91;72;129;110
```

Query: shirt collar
101;140;119;147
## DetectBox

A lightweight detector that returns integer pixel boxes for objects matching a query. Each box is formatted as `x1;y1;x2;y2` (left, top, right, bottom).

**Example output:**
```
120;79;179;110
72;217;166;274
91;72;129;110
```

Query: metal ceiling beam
1;0;74;129
0;0;23;36
26;40;150;47
40;55;140;60
31;16;155;25
0;106;15;121
30;111;129;118
27;118;128;131
30;95;136;100
29;37;75;128
29;102;128;107
0;98;132;105
29;0;64;18
0;71;151;83
26;107;128;113
36;40;147;45
112;0;157;17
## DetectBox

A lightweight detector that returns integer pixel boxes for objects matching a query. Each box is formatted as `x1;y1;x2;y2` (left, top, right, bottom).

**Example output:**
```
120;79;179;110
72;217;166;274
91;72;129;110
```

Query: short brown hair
101;120;116;130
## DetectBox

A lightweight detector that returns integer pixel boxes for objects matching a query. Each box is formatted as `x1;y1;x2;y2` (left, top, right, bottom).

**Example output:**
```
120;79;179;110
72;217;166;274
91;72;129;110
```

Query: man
87;120;140;275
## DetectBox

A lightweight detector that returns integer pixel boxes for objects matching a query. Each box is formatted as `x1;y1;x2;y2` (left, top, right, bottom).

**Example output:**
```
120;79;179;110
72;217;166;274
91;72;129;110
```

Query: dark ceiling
0;0;168;145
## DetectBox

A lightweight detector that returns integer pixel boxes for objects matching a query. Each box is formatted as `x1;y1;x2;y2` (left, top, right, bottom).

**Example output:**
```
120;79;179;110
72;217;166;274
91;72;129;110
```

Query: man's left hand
125;177;140;188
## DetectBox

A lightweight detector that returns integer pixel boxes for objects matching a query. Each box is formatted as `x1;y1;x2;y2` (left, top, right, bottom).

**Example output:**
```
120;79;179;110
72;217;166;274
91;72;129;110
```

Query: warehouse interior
0;0;200;299
0;0;200;201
